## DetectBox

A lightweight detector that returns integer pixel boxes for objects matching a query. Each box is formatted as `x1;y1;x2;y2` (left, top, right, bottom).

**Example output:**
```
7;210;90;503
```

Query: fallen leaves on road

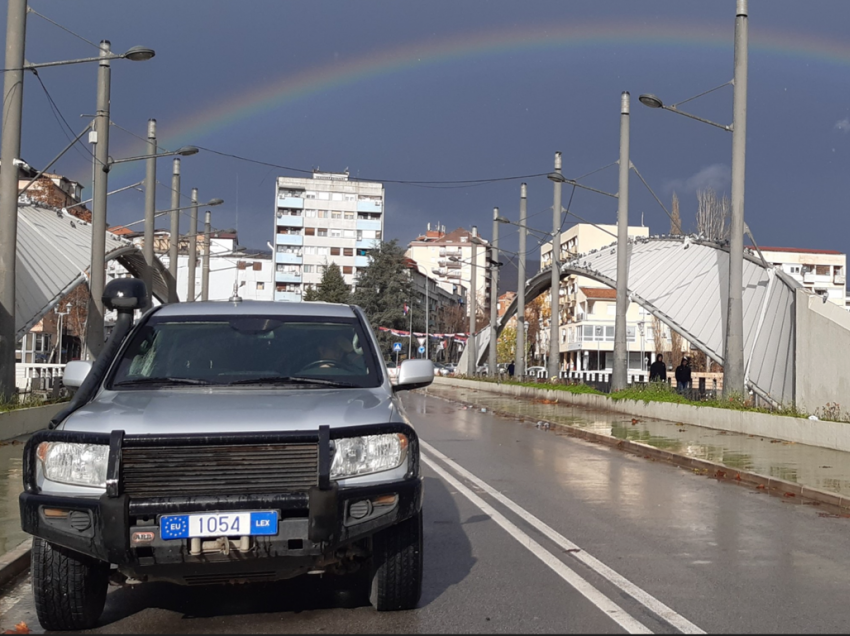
783;492;796;498
3;622;30;634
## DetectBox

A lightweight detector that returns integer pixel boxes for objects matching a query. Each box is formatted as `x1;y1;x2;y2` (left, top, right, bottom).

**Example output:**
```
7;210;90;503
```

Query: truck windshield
108;315;381;389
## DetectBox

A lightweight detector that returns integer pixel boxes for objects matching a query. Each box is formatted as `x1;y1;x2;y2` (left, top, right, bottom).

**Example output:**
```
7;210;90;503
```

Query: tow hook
189;536;252;556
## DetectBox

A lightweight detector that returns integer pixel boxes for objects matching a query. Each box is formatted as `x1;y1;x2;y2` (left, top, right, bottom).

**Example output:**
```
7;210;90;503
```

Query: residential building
406;224;490;315
274;171;385;301
755;246;846;307
540;223;651;373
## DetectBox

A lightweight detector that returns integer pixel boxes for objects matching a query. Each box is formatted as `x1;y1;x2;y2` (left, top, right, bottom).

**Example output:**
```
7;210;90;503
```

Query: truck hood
59;387;399;435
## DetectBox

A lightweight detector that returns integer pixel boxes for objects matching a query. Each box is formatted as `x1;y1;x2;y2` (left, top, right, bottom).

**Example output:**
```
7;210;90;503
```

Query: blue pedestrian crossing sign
418;346;425;354
393;342;403;352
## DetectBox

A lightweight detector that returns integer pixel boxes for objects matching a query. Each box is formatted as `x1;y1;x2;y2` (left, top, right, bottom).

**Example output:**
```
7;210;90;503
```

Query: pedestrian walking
507;361;515;377
649;354;667;383
675;356;692;393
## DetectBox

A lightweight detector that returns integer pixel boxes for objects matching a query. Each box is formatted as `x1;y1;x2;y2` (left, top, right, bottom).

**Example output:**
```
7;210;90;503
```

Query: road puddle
423;383;850;498
0;436;27;555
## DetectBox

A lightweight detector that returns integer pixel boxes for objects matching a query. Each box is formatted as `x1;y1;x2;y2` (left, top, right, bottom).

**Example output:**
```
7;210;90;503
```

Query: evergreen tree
303;285;319;302
351;240;415;356
313;262;351;303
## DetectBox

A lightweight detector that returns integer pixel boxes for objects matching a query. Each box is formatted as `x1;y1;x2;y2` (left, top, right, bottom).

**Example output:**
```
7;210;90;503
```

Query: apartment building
540;223;651;373
406;225;489;315
274;171;384;301
755;246;846;306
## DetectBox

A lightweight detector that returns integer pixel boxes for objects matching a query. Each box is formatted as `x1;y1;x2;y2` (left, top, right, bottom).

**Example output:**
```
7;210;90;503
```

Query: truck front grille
121;443;319;498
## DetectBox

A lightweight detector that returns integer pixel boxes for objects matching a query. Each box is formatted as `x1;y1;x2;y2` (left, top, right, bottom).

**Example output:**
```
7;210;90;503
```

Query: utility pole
425;274;430;359
201;210;211;301
142;118;156;308
488;207;499;377
467;226;479;376
724;0;748;398
187;188;198;302
85;40;113;359
0;0;27;398
612;91;631;391
548;152;562;380
515;183;527;379
167;159;180;302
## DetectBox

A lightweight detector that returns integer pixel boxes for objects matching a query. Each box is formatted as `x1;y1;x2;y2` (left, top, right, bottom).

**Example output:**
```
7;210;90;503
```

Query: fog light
349;500;371;519
68;511;91;531
131;531;155;545
372;494;398;507
43;508;69;518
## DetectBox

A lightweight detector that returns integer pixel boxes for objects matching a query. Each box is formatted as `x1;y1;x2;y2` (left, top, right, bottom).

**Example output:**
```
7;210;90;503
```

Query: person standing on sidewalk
675;356;692;393
649;354;667;383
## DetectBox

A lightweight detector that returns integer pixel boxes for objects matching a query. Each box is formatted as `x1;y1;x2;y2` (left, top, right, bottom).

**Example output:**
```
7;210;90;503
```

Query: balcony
835;274;846;285
356;200;382;213
275;272;302;284
275;252;303;265
356;238;380;250
276;215;303;228
276;234;303;246
354;255;370;268
355;219;382;231
277;196;304;208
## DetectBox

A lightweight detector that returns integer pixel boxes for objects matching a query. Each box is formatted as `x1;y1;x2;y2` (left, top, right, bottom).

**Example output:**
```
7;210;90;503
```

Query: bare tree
670;191;682;235
670;329;686;366
696;188;730;240
651;315;668;356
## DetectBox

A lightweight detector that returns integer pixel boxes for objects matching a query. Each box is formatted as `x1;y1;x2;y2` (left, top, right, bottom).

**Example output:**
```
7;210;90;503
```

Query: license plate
160;511;278;540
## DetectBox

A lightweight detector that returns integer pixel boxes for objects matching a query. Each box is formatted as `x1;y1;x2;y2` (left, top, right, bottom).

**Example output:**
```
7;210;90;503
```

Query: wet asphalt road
5;389;850;633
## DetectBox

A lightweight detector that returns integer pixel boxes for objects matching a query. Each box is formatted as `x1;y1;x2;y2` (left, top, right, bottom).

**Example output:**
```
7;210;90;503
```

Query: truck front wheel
369;510;423;611
32;537;109;631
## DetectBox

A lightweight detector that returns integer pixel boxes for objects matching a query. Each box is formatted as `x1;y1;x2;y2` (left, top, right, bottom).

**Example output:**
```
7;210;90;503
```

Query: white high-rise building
274;171;385;301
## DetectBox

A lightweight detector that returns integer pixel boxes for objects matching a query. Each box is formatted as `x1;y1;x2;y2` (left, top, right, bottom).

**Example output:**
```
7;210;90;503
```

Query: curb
430;390;850;514
0;539;31;589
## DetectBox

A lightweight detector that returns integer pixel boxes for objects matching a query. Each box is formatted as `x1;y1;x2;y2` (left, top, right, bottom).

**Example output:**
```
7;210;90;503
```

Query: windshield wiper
112;377;213;387
228;376;358;388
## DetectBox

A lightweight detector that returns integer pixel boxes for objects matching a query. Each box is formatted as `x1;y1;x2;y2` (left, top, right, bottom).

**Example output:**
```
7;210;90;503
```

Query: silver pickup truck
20;279;434;630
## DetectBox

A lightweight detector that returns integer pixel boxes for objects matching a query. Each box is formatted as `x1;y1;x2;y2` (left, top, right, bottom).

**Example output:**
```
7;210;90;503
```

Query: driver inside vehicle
299;331;365;374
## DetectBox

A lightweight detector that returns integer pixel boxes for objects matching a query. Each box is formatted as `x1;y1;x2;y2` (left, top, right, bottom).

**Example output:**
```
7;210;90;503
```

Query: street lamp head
206;198;224;207
638;93;664;109
495;216;511;224
121;46;156;62
546;171;566;183
175;146;199;157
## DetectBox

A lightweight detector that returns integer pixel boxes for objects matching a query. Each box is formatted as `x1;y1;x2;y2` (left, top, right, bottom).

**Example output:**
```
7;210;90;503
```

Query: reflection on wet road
422;383;850;498
0;436;27;555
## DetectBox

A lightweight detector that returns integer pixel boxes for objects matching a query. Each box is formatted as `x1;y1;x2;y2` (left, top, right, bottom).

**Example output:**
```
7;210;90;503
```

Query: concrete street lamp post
546;152;562;381
639;0;748;398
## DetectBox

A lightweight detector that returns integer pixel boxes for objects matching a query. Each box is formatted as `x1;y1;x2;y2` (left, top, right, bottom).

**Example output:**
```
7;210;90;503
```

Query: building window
304;246;316;255
318;247;329;255
330;228;342;238
304;191;316;199
344;212;355;220
344;193;355;201
304;227;315;236
257;282;265;290
331;247;341;256
318;192;329;200
331;211;341;219
331;193;343;201
304;209;317;218
343;247;353;257
303;264;314;273
343;229;356;238
343;265;353;274
317;228;328;237
318;210;328;218
237;261;247;270
253;262;262;271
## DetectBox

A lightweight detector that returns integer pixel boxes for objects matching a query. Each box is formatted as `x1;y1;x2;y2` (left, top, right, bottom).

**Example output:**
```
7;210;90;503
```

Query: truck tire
369;511;423;611
32;537;109;631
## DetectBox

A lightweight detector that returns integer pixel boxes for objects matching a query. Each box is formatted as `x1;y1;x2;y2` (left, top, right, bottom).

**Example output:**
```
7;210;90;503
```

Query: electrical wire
30;70;93;163
27;7;102;51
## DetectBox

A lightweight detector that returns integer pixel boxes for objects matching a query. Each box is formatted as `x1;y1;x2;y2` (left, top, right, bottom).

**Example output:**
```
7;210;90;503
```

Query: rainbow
116;18;850;160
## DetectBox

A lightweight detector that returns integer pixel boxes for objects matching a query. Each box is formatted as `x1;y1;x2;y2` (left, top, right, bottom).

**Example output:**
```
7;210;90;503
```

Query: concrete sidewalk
424;380;850;515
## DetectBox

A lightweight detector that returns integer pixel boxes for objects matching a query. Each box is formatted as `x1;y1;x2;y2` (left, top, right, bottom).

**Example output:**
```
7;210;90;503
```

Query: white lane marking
422;441;706;635
422;452;653;635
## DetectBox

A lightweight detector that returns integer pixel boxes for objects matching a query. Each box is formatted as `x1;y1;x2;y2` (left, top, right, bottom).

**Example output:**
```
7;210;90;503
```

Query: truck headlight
37;442;109;488
331;433;408;479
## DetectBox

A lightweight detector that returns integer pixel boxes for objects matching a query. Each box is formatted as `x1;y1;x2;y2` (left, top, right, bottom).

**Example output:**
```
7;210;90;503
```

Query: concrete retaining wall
795;288;850;415
433;376;850;453
0;403;66;441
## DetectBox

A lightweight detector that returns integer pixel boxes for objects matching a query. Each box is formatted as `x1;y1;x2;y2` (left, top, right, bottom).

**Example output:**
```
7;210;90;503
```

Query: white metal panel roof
14;200;171;338
496;235;802;406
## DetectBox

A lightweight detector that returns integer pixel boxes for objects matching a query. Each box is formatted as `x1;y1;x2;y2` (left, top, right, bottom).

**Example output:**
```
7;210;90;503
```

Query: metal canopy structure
494;235;801;406
15;200;172;339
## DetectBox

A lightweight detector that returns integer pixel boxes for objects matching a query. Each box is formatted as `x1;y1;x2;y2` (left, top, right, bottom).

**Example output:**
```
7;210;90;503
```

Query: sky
8;0;850;292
